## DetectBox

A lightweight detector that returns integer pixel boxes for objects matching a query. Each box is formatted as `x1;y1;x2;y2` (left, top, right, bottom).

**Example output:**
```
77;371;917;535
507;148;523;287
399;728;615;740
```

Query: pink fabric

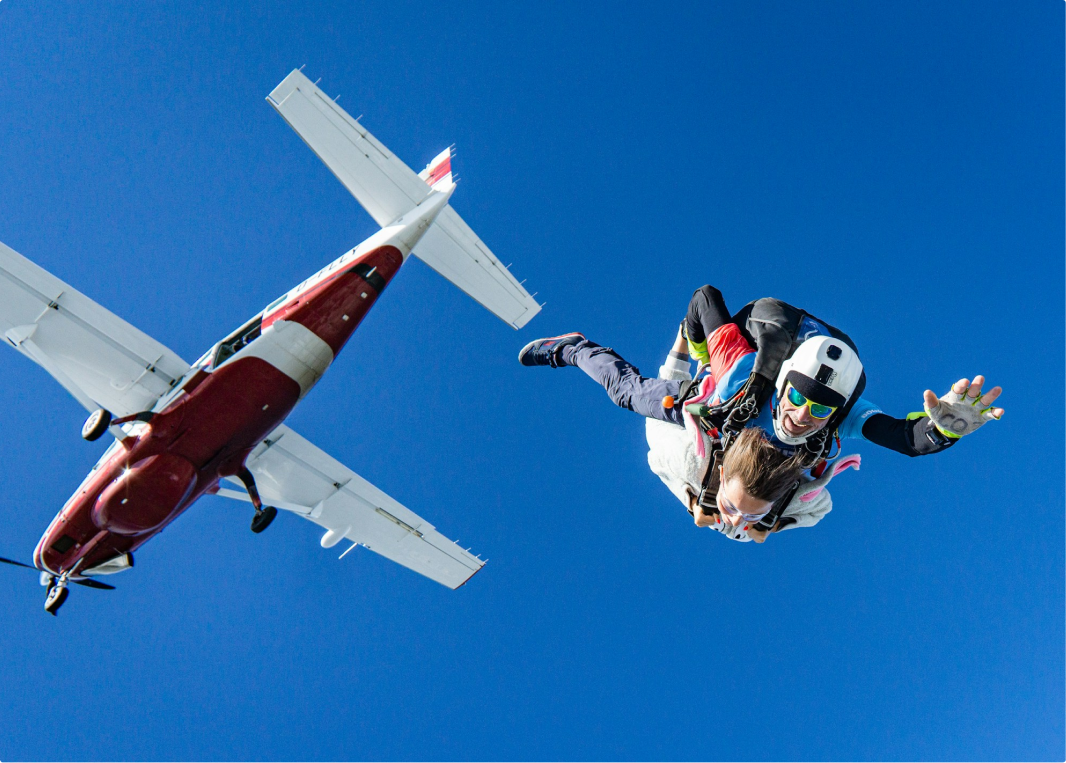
681;324;756;461
682;375;717;458
798;454;861;502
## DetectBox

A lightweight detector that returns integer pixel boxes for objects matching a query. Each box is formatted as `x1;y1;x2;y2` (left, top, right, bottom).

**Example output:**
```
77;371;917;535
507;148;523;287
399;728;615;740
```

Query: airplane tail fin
418;147;455;193
267;69;541;329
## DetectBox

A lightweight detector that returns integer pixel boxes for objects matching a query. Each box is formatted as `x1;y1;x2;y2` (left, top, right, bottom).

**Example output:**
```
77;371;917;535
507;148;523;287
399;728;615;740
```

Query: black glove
722;372;774;440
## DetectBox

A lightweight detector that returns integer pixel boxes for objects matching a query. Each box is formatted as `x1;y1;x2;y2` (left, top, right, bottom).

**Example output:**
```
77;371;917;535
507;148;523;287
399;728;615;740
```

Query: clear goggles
719;496;770;523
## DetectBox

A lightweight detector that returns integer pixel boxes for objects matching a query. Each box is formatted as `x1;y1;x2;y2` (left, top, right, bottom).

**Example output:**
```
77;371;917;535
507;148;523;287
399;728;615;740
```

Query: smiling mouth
783;415;811;434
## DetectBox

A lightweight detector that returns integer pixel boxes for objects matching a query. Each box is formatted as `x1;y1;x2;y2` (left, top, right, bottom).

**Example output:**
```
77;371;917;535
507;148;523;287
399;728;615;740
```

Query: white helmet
772;336;864;445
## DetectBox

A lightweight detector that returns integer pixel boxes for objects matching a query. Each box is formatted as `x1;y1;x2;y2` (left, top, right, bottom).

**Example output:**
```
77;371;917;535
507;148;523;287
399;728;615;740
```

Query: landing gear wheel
81;408;112;441
251;506;278;534
44;585;68;616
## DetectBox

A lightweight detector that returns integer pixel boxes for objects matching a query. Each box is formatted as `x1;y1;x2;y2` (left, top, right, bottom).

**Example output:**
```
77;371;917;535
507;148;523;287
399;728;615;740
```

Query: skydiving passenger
519;285;1004;542
649;422;809;541
644;326;862;542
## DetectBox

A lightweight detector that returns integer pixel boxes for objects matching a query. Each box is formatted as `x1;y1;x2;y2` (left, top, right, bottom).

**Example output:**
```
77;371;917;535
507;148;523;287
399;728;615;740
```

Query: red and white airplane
0;69;540;614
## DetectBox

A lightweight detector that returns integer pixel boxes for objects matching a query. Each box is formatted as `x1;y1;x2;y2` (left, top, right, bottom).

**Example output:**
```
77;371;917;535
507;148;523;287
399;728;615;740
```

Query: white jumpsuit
646;358;857;542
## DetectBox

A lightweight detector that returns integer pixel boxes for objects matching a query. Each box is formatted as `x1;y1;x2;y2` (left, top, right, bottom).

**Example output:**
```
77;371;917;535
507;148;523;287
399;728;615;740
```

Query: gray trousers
559;340;686;427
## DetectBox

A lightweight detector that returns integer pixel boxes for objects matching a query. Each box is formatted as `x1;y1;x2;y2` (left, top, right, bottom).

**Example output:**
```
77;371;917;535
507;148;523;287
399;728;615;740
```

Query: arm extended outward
684;285;1005;458
860;375;1004;456
860;412;952;457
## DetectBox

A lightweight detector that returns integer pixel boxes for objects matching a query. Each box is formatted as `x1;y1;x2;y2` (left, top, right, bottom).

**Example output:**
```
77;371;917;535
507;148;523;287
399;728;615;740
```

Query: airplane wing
0;240;189;417
215;424;484;589
267;69;541;329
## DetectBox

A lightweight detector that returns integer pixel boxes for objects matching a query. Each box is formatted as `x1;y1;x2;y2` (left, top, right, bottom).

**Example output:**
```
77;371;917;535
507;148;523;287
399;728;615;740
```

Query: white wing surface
267;69;541;329
267;70;430;227
217;424;484;589
0;240;189;416
413;207;541;329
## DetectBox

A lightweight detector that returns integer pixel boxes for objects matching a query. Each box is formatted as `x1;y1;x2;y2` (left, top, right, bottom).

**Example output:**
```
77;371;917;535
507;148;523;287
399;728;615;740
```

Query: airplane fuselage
33;242;405;579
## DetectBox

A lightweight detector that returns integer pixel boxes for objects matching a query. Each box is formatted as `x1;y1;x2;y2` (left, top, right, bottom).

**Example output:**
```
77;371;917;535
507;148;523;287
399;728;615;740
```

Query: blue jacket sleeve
840;397;956;456
837;397;883;440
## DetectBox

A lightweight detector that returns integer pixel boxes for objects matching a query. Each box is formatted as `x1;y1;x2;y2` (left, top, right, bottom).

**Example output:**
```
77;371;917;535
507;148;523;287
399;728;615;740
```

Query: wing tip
453;559;487;589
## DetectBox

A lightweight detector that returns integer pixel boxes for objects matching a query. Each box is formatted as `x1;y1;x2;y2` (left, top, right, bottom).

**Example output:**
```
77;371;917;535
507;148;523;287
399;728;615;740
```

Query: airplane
0;69;541;615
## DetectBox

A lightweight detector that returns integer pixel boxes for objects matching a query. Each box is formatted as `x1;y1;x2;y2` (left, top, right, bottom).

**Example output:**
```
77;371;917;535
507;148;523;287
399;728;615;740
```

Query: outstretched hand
922;375;1004;438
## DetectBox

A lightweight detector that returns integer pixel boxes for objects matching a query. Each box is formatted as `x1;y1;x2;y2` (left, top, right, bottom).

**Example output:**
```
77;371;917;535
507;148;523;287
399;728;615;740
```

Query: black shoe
518;333;585;367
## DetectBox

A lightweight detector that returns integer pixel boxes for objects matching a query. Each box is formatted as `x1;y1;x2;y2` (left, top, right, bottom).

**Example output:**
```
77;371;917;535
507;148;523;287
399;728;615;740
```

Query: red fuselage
34;245;403;578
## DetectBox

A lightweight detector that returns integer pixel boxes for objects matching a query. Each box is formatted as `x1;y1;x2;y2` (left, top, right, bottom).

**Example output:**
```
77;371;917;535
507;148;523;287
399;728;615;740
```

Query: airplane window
213;314;264;367
264;294;288;315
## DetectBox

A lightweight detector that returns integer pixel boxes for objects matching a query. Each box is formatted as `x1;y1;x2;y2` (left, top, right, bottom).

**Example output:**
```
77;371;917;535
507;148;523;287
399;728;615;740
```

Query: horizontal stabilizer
267;69;541;329
412;207;540;328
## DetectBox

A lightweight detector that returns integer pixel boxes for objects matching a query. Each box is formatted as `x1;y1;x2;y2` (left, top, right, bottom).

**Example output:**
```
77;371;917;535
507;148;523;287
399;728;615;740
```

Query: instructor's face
778;395;830;438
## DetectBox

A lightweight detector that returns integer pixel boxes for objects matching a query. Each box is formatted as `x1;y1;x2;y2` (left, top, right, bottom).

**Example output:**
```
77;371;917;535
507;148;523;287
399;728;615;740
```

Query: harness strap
693;440;725;518
680;371;773;437
752;479;802;533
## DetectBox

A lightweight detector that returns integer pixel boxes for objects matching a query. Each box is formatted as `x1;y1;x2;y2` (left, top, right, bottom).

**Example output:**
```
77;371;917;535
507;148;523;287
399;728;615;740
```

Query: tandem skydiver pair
519;285;1004;543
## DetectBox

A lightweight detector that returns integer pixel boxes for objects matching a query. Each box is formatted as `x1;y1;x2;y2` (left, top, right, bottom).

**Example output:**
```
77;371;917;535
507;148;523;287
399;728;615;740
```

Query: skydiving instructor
519;285;1005;540
677;284;1004;461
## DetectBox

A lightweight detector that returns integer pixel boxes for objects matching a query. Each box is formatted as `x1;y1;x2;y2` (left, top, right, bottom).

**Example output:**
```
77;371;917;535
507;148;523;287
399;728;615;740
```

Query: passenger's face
778;393;830;438
716;470;772;527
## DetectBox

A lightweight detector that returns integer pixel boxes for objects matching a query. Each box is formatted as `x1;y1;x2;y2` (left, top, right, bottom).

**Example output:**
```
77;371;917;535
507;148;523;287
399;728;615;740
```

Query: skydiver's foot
518;333;585;368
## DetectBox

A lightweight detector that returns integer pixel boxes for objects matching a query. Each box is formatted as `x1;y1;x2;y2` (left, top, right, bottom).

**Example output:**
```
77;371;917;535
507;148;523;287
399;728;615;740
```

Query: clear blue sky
0;2;1061;760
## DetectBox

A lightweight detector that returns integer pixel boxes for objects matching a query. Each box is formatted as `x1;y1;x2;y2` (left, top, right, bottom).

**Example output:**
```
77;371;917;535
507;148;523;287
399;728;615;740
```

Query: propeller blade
0;555;35;570
1;556;116;590
74;578;115;591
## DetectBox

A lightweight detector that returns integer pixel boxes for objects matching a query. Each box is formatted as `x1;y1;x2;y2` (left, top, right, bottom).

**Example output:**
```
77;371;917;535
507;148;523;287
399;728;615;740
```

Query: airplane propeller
73;578;115;590
0;555;34;570
0;555;115;590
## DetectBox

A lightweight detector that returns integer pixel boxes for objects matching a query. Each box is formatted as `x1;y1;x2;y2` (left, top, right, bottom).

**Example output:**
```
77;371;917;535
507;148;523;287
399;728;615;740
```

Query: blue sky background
0;2;1061;760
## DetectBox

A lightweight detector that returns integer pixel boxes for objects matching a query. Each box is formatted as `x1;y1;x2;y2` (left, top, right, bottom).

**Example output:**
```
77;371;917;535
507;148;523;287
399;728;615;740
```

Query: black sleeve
743;298;805;381
860;413;957;457
684;285;733;344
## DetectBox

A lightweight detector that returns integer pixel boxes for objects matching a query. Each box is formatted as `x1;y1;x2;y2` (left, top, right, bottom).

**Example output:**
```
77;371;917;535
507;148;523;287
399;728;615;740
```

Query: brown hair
721;428;803;504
